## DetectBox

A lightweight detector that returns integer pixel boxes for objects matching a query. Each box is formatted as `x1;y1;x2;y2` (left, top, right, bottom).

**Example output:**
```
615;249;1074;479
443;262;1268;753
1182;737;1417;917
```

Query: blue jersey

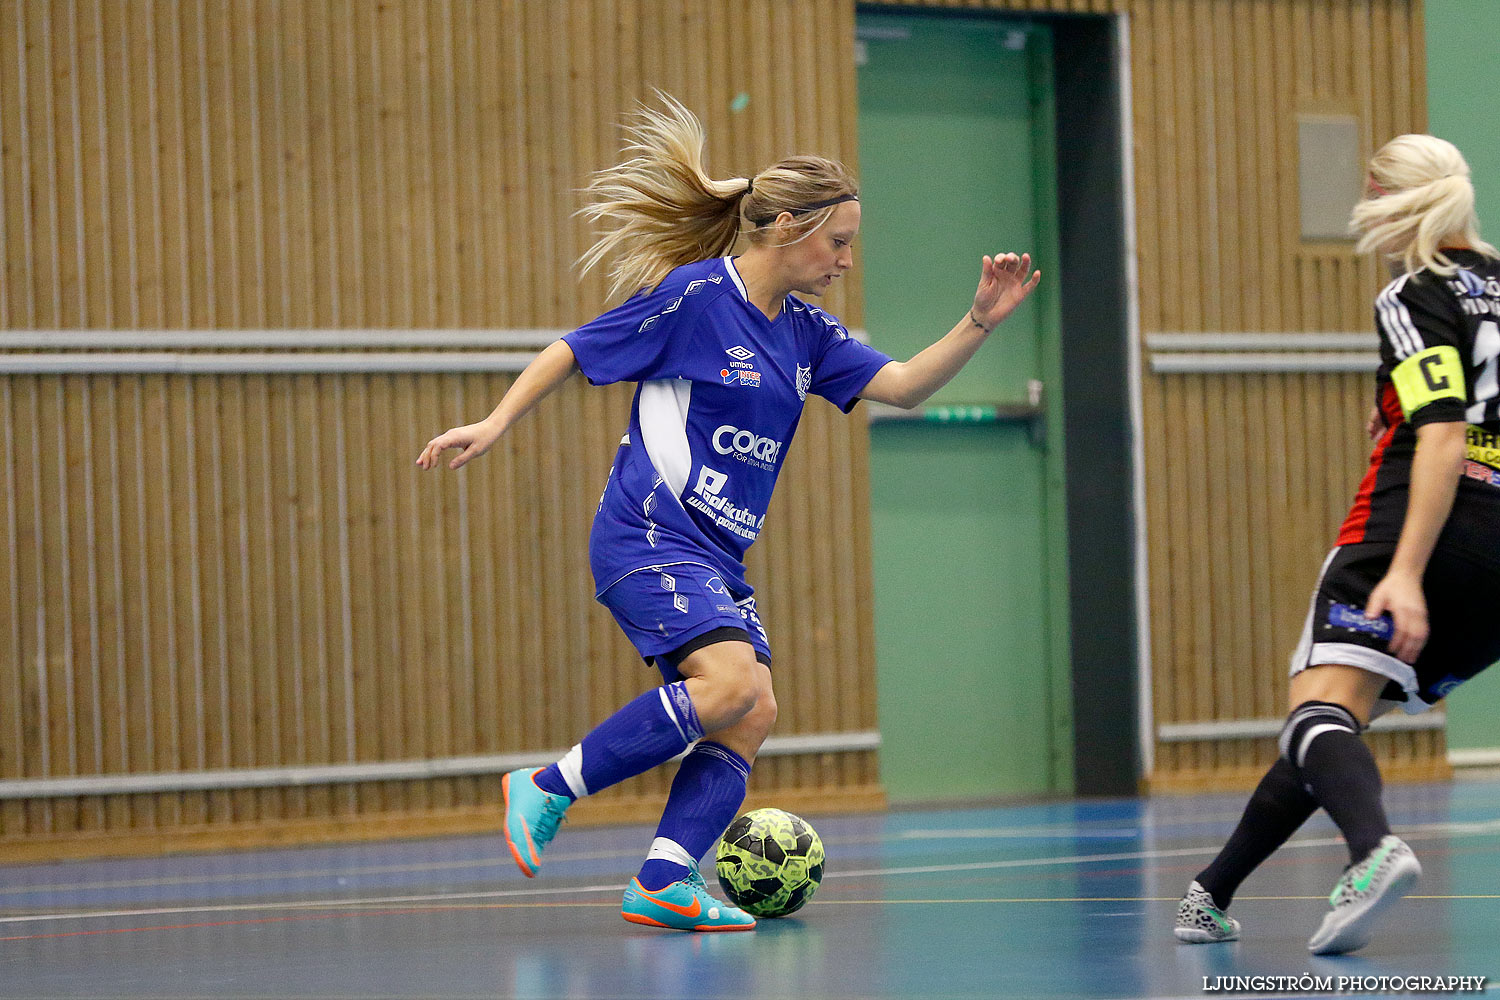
563;256;893;596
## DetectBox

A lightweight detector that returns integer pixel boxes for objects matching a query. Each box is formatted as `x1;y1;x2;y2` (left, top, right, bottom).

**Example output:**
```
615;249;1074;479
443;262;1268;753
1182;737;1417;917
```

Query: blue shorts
597;561;772;683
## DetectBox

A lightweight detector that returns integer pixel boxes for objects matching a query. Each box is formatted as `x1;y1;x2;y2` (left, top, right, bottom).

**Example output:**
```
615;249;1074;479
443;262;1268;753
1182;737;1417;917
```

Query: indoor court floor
1;776;1497;999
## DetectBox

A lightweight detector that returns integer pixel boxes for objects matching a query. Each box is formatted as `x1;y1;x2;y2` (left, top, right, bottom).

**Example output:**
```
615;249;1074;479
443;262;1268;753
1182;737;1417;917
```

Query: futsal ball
715;807;825;917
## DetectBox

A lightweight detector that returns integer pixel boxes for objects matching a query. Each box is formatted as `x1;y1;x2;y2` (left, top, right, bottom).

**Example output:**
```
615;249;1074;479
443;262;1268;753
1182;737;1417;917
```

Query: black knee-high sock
1195;757;1316;910
1282;700;1391;864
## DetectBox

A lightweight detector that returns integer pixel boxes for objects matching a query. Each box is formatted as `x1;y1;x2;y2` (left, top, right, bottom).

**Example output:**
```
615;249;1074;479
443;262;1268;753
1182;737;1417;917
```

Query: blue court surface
1;777;1496;999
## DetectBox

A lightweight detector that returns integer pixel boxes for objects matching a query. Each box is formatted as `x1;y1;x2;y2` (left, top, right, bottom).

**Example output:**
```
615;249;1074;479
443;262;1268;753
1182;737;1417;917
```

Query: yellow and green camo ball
715;807;825;918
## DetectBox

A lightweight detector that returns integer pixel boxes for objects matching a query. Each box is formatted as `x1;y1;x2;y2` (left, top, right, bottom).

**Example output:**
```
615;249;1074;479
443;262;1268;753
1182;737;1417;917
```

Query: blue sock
533;680;704;800
636;741;751;891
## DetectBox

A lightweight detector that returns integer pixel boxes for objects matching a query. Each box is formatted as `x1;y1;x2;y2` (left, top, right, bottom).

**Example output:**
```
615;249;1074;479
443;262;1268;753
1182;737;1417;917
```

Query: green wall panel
1426;0;1500;754
858;12;1068;801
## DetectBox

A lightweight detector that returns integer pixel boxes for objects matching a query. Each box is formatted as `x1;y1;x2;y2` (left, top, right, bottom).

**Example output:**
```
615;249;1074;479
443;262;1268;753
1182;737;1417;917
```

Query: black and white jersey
1338;249;1500;558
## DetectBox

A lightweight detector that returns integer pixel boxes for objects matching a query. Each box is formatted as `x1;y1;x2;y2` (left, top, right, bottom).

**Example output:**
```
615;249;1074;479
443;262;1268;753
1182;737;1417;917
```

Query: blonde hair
1350;133;1498;276
578;93;859;301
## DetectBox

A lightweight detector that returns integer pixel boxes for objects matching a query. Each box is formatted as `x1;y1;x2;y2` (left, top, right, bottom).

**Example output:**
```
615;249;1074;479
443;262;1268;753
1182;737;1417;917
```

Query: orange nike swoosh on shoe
631;881;702;918
500;773;538;877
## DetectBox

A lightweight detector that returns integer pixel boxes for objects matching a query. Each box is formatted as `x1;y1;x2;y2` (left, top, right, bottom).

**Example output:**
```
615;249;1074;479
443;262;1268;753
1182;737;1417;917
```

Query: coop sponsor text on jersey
712;425;783;469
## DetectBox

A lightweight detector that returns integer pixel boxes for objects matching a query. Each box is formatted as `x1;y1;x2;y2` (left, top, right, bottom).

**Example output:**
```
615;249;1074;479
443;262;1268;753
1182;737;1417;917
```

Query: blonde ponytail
578;93;859;301
1351;134;1498;276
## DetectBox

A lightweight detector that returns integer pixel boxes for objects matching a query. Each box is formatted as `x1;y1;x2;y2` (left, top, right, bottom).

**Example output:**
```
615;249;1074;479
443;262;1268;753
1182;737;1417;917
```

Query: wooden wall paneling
54;3;83;327
447;379;480;806
195;373;228;823
138;376;168;826
226;377;257;821
0;2;24;327
19;379;47;834
1223;375;1253;771
832;418;864;789
795;415;826;783
254;0;287;329
1255;375;1286;719
450;4;479;326
1401;2;1423;134
342;375;378;815
309;0;341;328
331;378;360;817
77;0;110;326
101;344;133;803
538;402;570;765
1172;0;1204;333
244;376;278;820
129;5;161;329
489;377;524;761
464;376;498;763
367;374;399;813
87;379;121;830
0;380;22;835
271;378;301;820
41;380;67;827
1182;371;1213;764
395;377;429;811
25;2;57;327
384;377;414;816
1158;380;1186;770
149;3;180;328
420;377;459;810
291;375;325;816
1253;0;1283;330
822;410;858;791
1219;8;1257;755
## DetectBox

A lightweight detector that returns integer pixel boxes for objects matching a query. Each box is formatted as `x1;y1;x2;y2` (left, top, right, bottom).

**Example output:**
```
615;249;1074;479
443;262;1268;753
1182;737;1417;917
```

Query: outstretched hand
416;419;502;471
970;253;1041;332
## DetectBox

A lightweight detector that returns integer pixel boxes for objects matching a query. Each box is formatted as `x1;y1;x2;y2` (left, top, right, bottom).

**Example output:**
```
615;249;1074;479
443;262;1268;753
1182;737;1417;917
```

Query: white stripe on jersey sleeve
1375;273;1423;359
638;378;694;500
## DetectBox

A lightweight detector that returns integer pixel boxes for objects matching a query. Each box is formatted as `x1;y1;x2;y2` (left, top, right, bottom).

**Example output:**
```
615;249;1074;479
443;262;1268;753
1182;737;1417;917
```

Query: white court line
0;848;644;897
899;826;1142;839
898;816;1500;842
4;818;1497;927
0;882;627;926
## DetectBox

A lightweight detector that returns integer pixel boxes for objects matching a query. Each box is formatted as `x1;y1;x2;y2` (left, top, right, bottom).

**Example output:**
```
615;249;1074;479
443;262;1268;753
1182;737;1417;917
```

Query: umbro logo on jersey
725;345;755;361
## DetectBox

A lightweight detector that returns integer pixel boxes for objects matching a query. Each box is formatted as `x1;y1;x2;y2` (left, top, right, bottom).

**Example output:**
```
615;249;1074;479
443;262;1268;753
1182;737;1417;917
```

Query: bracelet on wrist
969;310;992;333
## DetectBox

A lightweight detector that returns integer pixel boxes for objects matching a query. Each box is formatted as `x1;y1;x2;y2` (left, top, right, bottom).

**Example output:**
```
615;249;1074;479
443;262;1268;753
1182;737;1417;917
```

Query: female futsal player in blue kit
417;95;1040;931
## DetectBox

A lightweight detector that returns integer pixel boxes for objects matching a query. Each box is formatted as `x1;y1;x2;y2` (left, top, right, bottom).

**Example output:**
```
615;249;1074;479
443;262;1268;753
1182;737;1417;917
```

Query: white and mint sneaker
1174;881;1241;943
1308;835;1420;955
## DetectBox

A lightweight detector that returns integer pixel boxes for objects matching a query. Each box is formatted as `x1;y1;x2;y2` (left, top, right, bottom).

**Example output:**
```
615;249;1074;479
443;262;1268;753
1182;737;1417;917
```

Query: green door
857;12;1070;801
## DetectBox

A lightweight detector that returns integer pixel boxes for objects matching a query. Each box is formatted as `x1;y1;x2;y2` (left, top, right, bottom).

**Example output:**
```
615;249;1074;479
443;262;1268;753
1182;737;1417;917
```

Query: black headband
748;193;859;227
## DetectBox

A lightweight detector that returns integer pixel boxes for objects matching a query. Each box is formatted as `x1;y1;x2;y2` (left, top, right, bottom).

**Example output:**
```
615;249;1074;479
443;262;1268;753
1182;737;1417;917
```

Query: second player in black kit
1175;134;1500;955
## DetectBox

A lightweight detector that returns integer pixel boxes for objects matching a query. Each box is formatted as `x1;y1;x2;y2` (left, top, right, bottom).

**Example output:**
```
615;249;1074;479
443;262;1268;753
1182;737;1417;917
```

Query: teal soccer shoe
621;866;757;932
501;767;571;878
